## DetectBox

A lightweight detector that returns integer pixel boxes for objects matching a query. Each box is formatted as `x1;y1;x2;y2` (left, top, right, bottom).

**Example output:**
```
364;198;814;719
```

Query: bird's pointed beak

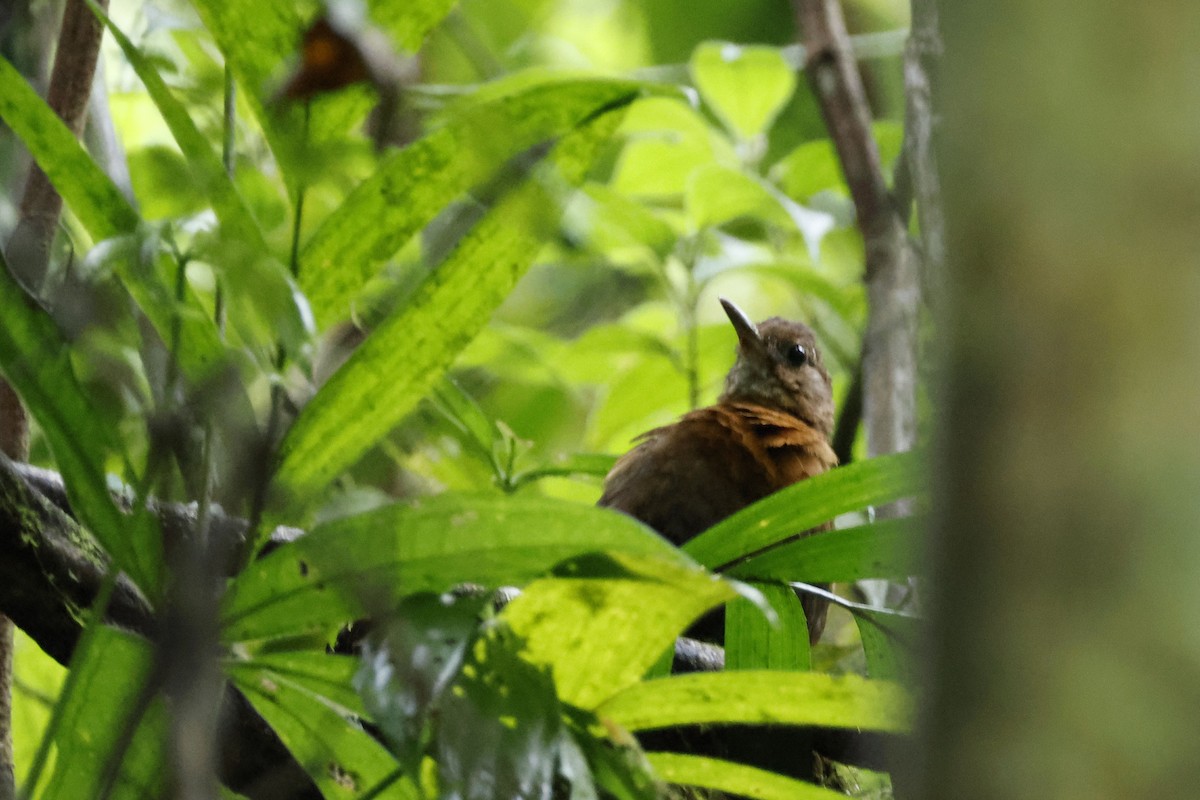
720;298;766;358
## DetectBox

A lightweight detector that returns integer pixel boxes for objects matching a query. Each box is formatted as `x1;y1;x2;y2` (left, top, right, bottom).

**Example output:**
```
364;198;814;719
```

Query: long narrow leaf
233;669;416;800
91;2;270;255
299;78;647;325
0;248;161;594
0;54;229;382
725;582;810;671
0;55;138;238
684;450;924;569
647;753;845;800
599;671;908;733
727;516;922;583
270;96;637;520
36;627;166;799
222;494;682;643
501;553;736;709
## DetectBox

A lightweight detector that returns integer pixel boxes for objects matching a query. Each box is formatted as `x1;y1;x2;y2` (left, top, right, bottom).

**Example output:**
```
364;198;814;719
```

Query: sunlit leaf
599;671;909;733
689;42;796;141
300;77;647;327
0;56;230;383
270;99;636;519
222;494;682;643
612;96;738;197
501;553;735;709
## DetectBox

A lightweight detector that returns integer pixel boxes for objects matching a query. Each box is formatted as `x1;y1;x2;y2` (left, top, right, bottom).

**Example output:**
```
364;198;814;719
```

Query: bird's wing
598;406;775;545
725;402;838;485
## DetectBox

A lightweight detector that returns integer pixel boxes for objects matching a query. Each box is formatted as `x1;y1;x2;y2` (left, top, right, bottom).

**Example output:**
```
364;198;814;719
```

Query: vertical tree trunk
923;3;1200;798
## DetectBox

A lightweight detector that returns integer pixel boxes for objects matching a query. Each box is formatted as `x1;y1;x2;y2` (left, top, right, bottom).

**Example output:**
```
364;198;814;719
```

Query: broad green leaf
647;753;845;800
685;165;834;257
770;122;906;201
502;553;735;709
684;450;924;570
233;669;416;800
728;516;922;583
611;97;738;197
300;77;647;326
599;671;909;733
271;100;636;518
222;494;682;643
0;55;138;238
226;652;364;715
689;42;796;141
0;248;162;595
726;582;810;671
37;627;166;799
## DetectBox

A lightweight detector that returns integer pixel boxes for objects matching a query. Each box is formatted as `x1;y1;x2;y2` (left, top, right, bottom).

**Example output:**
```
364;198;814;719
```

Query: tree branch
902;0;945;303
6;0;108;295
0;456;313;798
793;0;920;462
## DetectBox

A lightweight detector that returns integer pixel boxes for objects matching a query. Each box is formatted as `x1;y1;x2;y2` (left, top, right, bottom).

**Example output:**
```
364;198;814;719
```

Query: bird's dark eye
784;343;808;367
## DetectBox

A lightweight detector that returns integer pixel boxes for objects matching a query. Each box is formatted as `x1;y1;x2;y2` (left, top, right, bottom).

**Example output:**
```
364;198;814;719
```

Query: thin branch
6;0;109;295
793;0;920;465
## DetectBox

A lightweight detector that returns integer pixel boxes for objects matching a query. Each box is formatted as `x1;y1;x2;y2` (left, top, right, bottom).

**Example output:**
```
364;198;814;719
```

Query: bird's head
717;298;835;439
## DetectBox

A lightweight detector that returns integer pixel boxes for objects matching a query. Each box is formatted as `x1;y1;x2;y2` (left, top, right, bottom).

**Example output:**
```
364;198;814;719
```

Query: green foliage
0;0;916;797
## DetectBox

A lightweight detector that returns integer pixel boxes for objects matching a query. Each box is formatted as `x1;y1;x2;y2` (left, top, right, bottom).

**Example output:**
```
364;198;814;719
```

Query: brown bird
599;298;837;643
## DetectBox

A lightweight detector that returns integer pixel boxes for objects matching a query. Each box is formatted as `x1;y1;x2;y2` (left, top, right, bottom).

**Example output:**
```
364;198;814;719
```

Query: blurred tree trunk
922;2;1200;798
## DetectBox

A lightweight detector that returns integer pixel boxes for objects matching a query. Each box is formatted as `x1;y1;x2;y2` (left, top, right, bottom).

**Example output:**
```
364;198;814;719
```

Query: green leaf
599;671;909;733
647;753;846;800
0;248;162;595
612;97;737;198
684;450;924;570
0;55;138;238
689;42;796;141
728;516;923;583
233;668;416;800
685;165;833;257
93;4;309;352
222;494;682;643
770;122;906;201
855;609;919;683
726;582;810;671
300;77;647;327
436;625;562;800
226;652;364;716
0;55;230;384
36;627;166;799
502;553;735;709
270;98;636;519
91;2;270;256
